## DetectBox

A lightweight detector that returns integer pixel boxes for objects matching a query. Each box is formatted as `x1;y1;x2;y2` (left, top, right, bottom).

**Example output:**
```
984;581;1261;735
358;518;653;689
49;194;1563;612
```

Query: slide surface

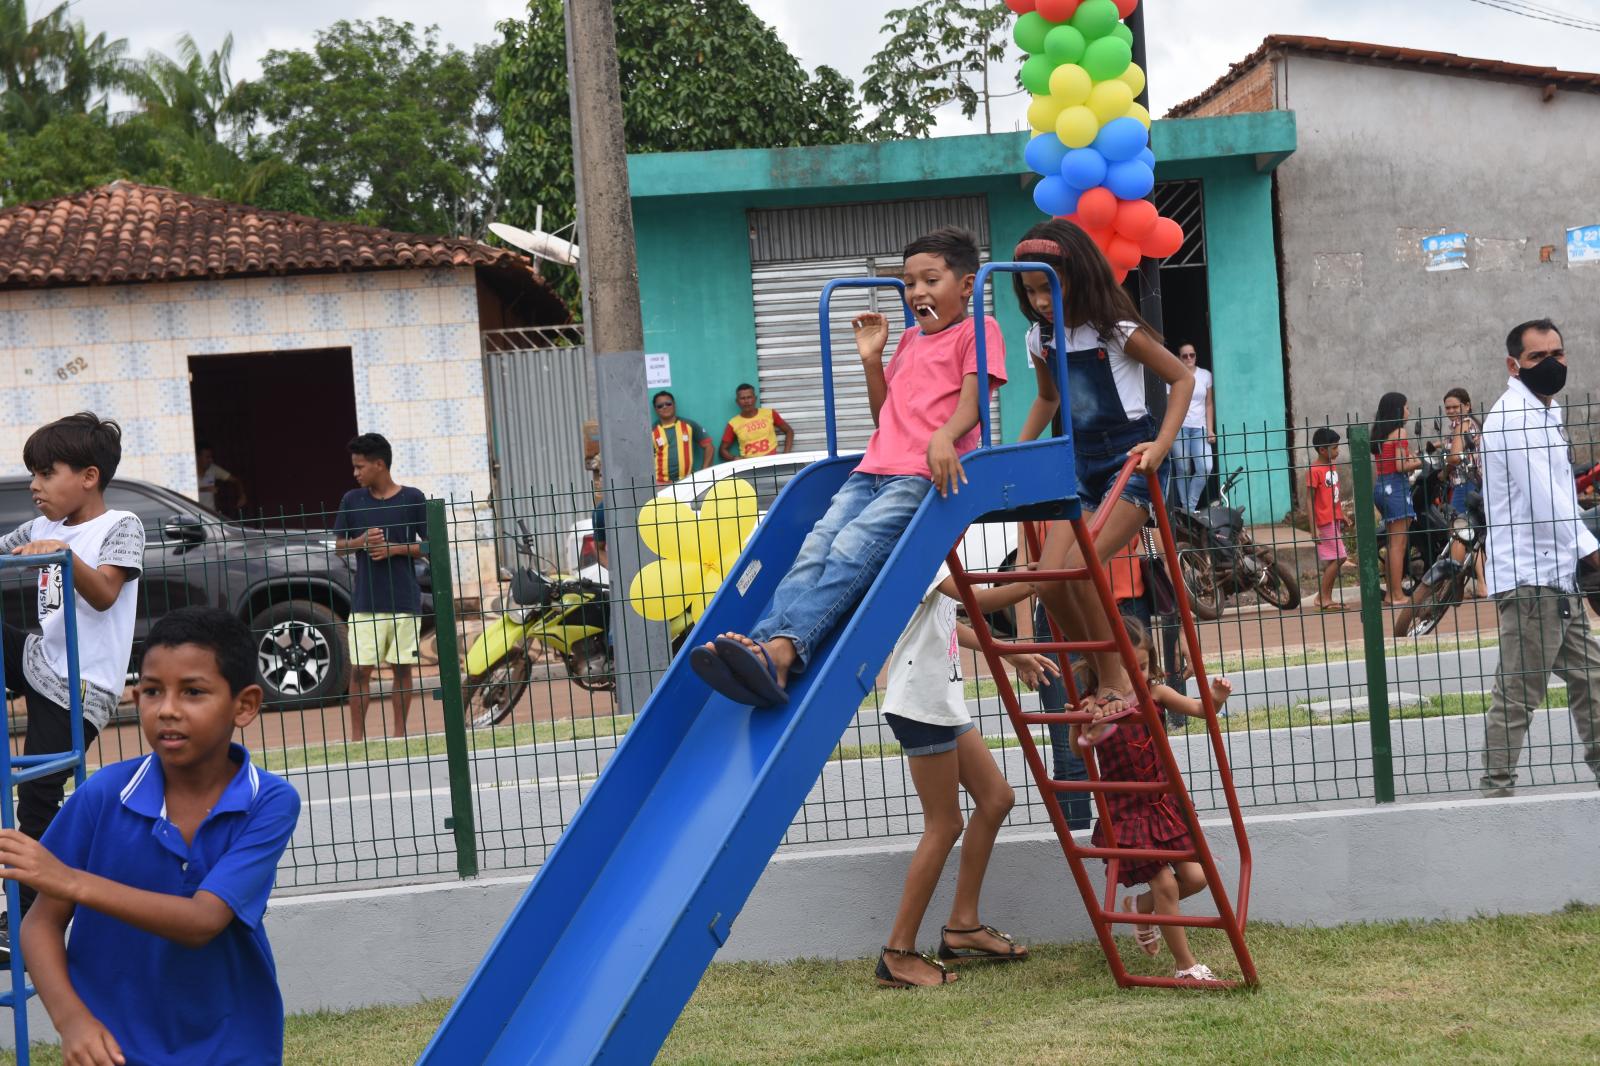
418;439;1078;1065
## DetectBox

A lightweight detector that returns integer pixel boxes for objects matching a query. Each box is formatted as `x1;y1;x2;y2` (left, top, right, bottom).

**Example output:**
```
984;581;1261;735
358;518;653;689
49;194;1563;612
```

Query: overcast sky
70;0;1600;131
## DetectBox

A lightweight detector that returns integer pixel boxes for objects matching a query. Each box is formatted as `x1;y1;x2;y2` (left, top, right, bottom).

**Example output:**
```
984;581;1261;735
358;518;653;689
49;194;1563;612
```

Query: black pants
3;624;99;915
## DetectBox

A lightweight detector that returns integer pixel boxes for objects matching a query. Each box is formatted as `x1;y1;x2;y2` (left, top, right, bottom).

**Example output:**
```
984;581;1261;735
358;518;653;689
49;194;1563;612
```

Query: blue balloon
1105;159;1155;201
1033;175;1081;218
1093;117;1149;164
1060;148;1108;192
1024;133;1070;178
1138;147;1156;170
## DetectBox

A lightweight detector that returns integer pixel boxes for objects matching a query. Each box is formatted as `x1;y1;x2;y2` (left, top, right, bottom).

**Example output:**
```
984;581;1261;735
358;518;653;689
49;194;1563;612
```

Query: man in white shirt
1478;318;1600;797
1167;343;1214;512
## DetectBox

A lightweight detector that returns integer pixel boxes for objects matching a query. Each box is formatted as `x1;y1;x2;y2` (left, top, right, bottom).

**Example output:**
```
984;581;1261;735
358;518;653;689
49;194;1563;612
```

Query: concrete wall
1275;56;1600;428
0;266;492;502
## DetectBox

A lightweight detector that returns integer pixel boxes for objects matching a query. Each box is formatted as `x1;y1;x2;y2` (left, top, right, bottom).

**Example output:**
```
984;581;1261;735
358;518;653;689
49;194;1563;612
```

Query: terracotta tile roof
1168;35;1600;117
0;181;569;320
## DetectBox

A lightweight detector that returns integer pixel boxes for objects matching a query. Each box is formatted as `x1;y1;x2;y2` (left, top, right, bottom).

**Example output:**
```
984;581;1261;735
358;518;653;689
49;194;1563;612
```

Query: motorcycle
1170;466;1301;621
1393;484;1485;638
464;522;693;727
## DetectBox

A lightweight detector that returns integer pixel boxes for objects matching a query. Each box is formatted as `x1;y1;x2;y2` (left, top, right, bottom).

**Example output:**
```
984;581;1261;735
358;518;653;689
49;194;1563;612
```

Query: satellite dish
489;221;581;267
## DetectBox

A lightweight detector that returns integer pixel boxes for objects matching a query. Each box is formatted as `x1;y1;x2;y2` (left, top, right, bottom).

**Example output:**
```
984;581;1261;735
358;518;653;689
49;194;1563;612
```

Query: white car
565;450;1018;588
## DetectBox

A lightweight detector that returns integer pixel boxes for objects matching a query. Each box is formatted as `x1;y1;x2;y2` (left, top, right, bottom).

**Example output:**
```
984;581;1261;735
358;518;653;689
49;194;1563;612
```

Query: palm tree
123;33;248;142
0;0;128;133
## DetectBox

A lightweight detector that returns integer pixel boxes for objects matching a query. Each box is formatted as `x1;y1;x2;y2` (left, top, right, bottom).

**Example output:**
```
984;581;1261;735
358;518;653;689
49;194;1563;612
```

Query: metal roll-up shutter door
750;198;1002;455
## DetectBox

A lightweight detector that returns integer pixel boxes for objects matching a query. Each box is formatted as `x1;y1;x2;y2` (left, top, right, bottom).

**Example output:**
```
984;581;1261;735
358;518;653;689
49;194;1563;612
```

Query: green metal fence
18;396;1600;891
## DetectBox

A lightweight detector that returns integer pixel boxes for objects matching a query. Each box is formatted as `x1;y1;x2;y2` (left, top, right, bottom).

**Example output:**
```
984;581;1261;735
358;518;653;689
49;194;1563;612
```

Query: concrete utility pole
565;0;661;714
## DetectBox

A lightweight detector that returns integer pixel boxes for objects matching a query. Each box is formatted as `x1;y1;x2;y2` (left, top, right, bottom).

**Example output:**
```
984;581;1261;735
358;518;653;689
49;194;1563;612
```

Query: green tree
494;0;861;305
239;19;499;237
0;0;128;134
860;0;1012;140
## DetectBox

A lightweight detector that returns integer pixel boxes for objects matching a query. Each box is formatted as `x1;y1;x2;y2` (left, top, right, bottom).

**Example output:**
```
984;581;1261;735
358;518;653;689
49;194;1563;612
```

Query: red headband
1014;238;1068;259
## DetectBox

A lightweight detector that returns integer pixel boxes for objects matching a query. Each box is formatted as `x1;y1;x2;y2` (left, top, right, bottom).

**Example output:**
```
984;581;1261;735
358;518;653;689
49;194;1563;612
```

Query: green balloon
1111;22;1134;48
1044;25;1088;66
1020;54;1056;96
1013;11;1052;56
1081;37;1132;82
1071;0;1121;41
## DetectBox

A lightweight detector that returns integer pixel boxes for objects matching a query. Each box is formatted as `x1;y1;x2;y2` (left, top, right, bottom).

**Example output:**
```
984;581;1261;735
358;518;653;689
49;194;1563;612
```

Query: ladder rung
9;754;82;784
999;640;1116;655
1075;845;1197;862
0;984;36;1007
1049;779;1172;794
1100;910;1226;930
959;567;1090;585
1018;710;1099;725
1122;973;1242;990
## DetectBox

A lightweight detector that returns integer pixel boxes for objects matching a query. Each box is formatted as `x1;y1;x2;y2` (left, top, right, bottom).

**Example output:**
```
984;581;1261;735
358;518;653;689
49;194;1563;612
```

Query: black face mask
1518;357;1568;398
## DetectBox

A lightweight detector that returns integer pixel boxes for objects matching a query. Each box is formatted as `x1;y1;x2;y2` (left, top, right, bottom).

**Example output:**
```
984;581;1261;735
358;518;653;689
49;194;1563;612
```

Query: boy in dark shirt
334;433;427;741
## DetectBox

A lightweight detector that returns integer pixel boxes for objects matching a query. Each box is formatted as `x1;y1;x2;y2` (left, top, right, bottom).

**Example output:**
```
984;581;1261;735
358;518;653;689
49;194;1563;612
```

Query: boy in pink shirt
692;228;1007;708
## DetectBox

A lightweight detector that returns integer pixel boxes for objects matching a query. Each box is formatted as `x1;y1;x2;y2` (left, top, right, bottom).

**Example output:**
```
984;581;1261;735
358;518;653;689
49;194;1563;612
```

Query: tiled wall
0;267;490;502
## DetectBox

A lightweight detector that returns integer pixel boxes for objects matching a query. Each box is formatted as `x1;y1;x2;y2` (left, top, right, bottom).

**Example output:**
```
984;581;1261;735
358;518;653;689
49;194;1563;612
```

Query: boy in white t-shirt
0;413;144;959
874;569;1056;989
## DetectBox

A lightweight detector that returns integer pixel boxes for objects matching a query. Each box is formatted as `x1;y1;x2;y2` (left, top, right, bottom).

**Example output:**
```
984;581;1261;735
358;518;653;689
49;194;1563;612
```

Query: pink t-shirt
857;315;1007;479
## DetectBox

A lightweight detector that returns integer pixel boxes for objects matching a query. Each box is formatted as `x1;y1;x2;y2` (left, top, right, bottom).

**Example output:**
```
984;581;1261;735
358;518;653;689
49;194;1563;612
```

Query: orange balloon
1108;236;1143;270
1142;216;1185;259
1114;199;1158;240
1077;187;1118;231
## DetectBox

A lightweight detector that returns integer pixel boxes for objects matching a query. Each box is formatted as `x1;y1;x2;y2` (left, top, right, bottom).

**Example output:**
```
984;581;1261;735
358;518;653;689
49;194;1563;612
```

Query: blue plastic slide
419;266;1077;1065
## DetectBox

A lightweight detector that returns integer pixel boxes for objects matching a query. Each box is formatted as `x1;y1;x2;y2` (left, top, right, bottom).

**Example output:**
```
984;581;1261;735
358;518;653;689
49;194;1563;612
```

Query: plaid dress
1088;713;1193;887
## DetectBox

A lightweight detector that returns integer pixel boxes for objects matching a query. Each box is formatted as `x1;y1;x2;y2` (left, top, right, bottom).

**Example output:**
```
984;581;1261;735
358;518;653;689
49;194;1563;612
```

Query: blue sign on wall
1568;224;1600;266
1420;232;1469;272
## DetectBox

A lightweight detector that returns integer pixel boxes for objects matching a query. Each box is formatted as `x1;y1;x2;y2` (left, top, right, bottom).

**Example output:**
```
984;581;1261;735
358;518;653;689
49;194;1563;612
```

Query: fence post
1347;424;1395;804
425;499;480;877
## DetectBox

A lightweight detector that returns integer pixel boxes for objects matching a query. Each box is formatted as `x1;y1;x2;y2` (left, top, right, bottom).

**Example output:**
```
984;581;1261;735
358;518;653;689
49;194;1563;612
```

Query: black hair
347;432;393;468
196;439;213;451
1010;219;1155;342
903;227;980;279
1506;319;1562;359
1443;387;1471;407
1311;427;1341;450
23;412;122;489
1370;392;1407;456
652;391;675;405
1074;615;1157;693
142;607;257;695
1176;341;1199;355
735;383;756;394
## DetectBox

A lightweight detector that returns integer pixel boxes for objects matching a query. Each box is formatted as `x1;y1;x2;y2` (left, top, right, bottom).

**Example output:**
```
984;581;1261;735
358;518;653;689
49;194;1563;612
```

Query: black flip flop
689;645;761;706
714;636;789;709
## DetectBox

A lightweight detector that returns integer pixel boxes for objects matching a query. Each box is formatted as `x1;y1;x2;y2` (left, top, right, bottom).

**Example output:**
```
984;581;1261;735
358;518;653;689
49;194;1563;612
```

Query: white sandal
1123;895;1161;957
1174;963;1217;981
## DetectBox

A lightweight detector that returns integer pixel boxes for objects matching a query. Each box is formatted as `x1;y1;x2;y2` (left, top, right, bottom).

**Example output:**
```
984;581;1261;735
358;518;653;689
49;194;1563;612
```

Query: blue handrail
815;265;1068;455
816;279;915;458
0;550;87;1065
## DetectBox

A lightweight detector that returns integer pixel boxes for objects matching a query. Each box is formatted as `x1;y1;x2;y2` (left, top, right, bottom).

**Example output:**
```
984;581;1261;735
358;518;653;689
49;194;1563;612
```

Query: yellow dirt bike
465;522;693;728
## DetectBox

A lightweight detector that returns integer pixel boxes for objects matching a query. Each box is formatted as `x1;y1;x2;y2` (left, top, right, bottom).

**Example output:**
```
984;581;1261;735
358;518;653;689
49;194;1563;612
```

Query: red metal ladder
945;457;1257;989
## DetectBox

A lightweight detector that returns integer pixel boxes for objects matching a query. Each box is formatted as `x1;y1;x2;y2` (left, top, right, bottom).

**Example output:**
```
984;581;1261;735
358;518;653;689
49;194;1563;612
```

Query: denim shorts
1375;473;1414;524
884;713;974;757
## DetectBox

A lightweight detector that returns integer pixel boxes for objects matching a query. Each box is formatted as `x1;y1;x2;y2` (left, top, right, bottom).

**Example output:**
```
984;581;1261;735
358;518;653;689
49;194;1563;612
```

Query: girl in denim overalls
1011;220;1194;719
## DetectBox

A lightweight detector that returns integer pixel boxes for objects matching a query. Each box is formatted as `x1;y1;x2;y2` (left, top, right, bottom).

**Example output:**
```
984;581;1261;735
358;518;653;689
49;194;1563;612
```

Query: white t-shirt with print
1026;320;1147;421
879;566;970;727
0;510;144;730
197;463;232;511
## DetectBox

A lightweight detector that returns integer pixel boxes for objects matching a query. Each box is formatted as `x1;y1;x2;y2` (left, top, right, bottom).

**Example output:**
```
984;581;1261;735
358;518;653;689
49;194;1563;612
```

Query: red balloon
1114;199;1158;240
1084;226;1116;251
1107;236;1143;271
1115;0;1139;18
1004;0;1036;13
1035;0;1079;20
1142;216;1185;259
1077;187;1118;231
1113;267;1130;284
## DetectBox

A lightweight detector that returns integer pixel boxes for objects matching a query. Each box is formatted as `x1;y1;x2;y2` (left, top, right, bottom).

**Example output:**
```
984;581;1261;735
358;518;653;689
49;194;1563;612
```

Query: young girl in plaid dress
1073;618;1233;981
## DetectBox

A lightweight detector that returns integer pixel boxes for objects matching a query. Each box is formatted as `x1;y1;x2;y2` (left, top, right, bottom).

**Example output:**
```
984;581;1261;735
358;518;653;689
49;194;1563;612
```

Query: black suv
0;478;404;715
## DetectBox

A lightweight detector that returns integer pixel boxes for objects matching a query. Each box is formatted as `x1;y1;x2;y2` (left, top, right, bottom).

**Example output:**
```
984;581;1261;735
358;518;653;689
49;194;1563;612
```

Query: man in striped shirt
651;392;713;484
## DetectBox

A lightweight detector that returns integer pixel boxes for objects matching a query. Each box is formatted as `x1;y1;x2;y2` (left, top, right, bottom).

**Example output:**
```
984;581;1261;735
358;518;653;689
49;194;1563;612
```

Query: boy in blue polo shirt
0;607;300;1066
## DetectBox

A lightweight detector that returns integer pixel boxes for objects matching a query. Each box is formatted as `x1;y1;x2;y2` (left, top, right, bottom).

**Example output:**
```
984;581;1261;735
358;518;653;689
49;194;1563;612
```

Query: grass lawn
8;907;1593;1064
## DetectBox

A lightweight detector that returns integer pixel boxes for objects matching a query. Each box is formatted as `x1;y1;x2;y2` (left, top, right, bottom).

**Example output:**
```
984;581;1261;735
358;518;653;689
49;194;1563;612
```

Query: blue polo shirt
40;745;301;1066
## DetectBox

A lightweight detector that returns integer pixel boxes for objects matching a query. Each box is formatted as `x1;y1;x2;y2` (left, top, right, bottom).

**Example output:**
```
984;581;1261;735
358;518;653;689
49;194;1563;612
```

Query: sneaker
1175;963;1216;981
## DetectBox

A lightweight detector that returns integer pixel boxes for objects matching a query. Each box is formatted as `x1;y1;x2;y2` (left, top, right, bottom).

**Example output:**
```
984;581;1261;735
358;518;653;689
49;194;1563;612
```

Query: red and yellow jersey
721;408;789;458
653;418;708;483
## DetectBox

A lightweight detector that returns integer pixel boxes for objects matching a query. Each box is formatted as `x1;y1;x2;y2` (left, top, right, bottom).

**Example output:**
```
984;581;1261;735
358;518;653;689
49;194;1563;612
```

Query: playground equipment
420;264;1252;1063
0;552;91;1065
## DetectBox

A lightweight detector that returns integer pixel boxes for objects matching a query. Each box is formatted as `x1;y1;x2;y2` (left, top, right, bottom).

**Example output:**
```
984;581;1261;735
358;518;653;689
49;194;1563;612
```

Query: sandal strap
880;945;920;959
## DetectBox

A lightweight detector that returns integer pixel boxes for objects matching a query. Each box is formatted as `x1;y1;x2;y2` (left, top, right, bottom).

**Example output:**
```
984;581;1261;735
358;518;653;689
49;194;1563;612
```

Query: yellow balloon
1027;94;1062;134
1087;80;1135;125
698;478;758;566
1048;63;1093;108
1125;101;1152;129
1118;62;1146;99
691;567;724;616
637;498;703;562
629;560;687;621
1055;105;1100;150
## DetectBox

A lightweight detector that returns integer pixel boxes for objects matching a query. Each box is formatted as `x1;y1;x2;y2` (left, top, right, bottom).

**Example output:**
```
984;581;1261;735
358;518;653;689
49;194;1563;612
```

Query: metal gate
749;198;1000;454
480;325;594;560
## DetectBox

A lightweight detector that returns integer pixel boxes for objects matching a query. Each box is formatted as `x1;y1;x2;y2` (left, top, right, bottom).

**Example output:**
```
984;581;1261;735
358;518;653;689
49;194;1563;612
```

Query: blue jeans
750;472;931;671
1169;425;1212;512
1033;603;1091;830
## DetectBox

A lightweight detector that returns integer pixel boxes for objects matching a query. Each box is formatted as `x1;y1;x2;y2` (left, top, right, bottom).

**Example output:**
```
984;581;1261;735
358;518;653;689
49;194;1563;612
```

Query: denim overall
1045;332;1169;511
